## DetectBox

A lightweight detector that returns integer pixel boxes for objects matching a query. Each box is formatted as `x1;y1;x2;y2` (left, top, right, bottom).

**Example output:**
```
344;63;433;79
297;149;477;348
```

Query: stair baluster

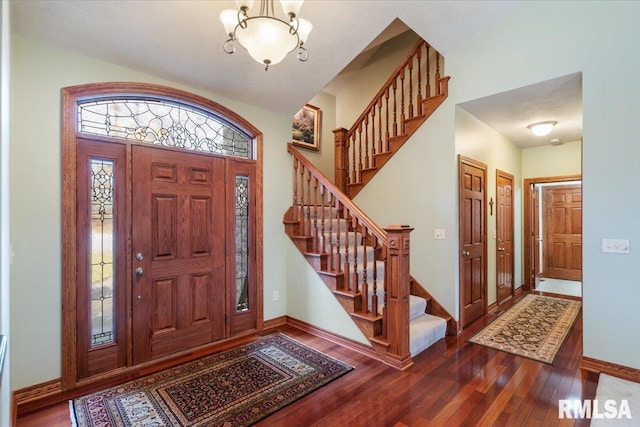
371;235;379;317
293;157;299;221
400;68;405;133
312;177;319;252
360;218;369;314
425;43;431;99
377;98;383;153
384;87;390;152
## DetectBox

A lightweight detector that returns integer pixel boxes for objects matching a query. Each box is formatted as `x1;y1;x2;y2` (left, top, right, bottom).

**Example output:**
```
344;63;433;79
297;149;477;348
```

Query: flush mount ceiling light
527;121;557;136
220;0;312;71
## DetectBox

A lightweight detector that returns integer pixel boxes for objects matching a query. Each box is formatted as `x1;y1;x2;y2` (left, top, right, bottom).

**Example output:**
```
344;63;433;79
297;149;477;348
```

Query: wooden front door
496;170;514;305
543;184;582;281
132;146;226;363
459;156;487;328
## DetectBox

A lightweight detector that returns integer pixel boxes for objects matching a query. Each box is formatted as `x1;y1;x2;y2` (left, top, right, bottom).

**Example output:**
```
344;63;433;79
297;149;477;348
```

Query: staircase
334;38;450;198
283;37;454;369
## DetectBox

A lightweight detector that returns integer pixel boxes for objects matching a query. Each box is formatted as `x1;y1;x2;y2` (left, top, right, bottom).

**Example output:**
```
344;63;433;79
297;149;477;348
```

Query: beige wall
522;140;582;179
9;36;293;390
334;31;418;129
0;1;11;424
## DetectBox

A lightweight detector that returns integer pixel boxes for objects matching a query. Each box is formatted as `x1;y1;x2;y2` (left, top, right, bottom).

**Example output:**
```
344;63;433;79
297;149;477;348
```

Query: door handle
136;252;145;261
498;247;505;252
462;250;470;257
135;267;144;277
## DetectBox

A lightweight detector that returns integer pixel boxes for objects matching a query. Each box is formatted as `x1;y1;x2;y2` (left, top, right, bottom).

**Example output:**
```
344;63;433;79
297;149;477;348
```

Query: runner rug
468;294;581;364
71;333;353;426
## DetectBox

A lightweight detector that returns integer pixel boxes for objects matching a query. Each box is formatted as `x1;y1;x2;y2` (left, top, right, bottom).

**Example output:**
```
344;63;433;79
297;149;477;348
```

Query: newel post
333;127;348;194
383;225;414;370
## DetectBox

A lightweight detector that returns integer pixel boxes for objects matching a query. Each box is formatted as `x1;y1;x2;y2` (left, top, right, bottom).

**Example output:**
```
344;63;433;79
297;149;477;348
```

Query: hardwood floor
17;294;596;427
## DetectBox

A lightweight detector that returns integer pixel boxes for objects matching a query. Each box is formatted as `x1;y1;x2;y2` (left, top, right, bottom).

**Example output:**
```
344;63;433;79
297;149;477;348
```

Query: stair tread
373;151;392;158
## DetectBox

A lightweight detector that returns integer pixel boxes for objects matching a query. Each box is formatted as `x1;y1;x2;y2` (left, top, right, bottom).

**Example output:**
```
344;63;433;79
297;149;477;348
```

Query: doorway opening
524;175;582;299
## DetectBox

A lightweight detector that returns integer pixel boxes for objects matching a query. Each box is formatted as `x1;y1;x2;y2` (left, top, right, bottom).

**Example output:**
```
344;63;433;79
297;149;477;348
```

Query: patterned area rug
71;333;353;426
468;294;581;364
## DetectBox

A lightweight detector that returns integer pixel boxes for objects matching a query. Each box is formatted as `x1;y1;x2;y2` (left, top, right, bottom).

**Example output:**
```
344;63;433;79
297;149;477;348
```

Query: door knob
498;247;505;252
462;250;470;257
135;267;144;277
136;252;145;261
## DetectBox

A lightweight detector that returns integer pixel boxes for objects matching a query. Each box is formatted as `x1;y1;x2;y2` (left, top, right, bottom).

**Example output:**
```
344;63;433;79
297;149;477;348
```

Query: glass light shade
234;0;254;12
280;0;304;17
235;17;298;66
528;121;557;136
296;18;312;44
220;9;240;36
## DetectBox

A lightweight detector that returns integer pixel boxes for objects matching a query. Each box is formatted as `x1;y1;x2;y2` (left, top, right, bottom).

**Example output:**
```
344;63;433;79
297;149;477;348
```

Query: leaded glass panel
78;99;252;159
235;175;249;312
90;159;115;346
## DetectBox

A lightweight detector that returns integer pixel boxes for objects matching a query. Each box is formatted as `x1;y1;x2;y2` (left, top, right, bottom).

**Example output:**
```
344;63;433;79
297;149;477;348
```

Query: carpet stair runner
285;206;447;358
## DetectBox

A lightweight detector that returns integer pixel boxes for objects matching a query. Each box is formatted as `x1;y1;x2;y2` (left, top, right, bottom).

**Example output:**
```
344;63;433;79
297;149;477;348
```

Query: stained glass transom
78;99;252;159
90;159;115;347
235;175;250;312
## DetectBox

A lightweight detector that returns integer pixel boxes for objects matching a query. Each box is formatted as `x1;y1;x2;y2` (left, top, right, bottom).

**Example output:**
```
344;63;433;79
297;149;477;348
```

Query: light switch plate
434;229;445;239
602;238;630;254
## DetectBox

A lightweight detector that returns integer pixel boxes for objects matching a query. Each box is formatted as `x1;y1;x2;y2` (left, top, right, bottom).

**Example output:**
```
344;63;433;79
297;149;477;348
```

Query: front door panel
132;146;225;363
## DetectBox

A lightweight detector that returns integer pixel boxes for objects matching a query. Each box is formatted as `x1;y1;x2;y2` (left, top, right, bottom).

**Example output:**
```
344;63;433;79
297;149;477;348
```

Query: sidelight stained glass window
235;175;250;312
78;99;252;159
90;159;115;346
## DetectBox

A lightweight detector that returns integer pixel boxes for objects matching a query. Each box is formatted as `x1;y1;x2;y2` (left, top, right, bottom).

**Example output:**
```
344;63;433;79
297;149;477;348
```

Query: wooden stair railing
334;38;450;198
284;143;413;370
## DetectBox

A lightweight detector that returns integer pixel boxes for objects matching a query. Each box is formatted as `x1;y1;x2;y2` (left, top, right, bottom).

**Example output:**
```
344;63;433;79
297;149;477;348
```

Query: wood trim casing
61;82;264;392
283;316;380;360
581;356;640;384
523;175;581;291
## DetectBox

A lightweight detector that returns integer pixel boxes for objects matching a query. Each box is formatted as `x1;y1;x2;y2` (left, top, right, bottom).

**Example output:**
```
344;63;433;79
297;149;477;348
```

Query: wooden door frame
523;174;581;291
61;82;263;391
458;155;488;330
496;169;514;306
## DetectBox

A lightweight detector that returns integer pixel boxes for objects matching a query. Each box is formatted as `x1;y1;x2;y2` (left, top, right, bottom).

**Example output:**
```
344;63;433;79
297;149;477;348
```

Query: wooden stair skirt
284;203;454;369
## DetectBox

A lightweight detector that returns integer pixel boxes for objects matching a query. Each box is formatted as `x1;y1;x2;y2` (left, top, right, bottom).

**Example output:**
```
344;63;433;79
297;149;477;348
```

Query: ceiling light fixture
527;121;557;136
220;0;312;71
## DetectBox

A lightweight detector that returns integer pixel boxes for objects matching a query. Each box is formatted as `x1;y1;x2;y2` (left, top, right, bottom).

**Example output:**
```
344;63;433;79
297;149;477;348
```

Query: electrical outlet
272;291;279;301
434;228;445;239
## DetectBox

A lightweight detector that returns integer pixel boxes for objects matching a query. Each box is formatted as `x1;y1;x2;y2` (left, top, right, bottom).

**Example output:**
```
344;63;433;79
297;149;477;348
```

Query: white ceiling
459;73;583;148
11;0;514;116
11;1;581;147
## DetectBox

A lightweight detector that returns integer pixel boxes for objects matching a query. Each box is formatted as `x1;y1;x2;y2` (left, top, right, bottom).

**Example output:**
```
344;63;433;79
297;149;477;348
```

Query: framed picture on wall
292;104;321;151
